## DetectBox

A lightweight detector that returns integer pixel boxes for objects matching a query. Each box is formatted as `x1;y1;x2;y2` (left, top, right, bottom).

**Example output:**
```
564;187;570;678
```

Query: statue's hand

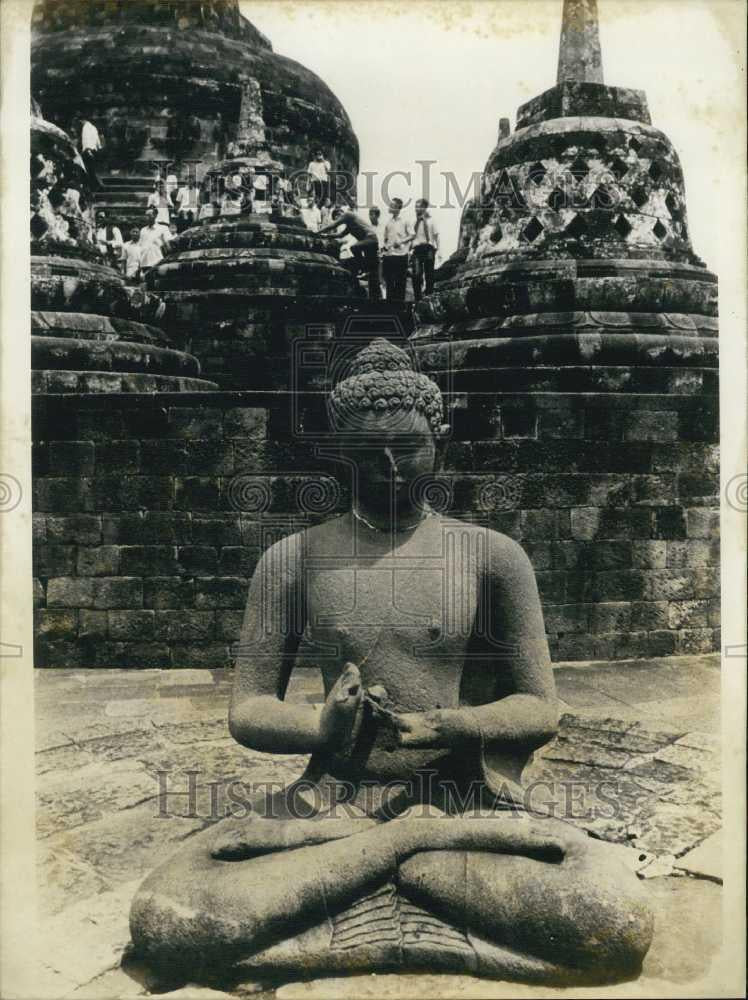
396;708;469;749
319;662;364;753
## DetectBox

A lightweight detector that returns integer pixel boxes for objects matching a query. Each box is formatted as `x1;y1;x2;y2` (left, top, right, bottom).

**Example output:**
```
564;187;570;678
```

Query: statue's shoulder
438;516;533;579
438;516;527;552
258;513;350;564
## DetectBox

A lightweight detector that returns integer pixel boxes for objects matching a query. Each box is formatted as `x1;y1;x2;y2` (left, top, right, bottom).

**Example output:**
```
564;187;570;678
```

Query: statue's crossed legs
130;807;653;987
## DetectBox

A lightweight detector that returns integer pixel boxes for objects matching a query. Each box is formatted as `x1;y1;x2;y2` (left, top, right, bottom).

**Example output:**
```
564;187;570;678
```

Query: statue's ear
433;423;451;471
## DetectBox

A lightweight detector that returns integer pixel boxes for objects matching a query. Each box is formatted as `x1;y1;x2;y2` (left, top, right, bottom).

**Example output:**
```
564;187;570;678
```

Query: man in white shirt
138;207;171;273
175;178;199;231
411;198;440;302
381;198;412;302
80;117;102;189
121;226;143;282
164;165;179;207
95;211;123;266
307;150;331;207
299;197;321;231
147;181;171;225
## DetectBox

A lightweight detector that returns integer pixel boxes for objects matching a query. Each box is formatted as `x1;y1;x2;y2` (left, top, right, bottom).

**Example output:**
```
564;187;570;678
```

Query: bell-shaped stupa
416;0;716;346
144;81;364;391
413;0;719;662
30;0;358;183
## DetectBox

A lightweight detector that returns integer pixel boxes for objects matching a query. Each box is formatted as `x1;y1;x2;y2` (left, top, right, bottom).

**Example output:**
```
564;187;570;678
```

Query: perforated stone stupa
31;100;215;393
413;0;719;661
30;0;358;181
146;149;364;390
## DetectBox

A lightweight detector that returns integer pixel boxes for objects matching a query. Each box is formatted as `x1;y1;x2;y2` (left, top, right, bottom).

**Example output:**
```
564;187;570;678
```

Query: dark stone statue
130;340;653;988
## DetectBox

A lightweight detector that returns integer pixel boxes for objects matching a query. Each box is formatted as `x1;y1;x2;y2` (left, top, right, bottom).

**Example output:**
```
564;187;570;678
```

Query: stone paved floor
34;655;723;999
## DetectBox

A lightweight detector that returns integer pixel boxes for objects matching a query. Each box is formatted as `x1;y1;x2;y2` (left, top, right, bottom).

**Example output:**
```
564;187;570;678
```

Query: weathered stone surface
674;829;722;882
33;656;721;995
37;758;159;838
148;216;365;391
274;876;721;997
40;880;142;987
32;1;358;187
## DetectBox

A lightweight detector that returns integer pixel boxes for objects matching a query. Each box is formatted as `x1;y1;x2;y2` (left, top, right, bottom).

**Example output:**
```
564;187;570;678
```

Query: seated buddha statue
130;340;653;989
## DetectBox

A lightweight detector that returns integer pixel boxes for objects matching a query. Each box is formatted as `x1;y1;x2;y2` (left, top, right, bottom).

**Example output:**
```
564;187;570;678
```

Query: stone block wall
441;389;720;661
32;392;326;668
32;383;719;668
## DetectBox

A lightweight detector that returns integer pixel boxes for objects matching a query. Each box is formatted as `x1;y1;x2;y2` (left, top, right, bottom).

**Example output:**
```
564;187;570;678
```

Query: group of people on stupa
319;197;440;303
64;124;441;298
299;149;441;302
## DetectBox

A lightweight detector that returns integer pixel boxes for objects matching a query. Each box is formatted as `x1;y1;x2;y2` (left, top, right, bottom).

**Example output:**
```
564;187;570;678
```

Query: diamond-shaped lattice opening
648;160;664;183
652;219;668;240
565;214;588;239
521;217;544;243
569;156;588;181
494;168;527;211
631;185;649;208
628;136;643;155
528;162;547;185
614;214;633;239
489;224;503;244
590;185;617;210
30;214;48;239
610;156;629;181
547;187;566;212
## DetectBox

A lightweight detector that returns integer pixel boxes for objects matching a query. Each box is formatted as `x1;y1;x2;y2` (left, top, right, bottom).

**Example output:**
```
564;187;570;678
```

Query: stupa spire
557;0;603;84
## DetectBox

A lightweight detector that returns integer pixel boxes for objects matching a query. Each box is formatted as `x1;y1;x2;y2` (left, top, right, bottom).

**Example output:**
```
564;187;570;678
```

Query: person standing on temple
79;115;102;189
369;206;387;299
121;226;143;283
307;149;331;207
410;198;440;301
175;177;199;231
213;112;230;159
147;180;171;225
138;206;171;274
319;196;333;228
164;163;179;209
318;202;380;301
300;196;321;232
95;211;123;266
381;197;412;302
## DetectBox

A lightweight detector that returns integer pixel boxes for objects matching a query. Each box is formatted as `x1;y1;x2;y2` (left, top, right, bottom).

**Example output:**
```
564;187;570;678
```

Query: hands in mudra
318;662;365;753
318;662;469;753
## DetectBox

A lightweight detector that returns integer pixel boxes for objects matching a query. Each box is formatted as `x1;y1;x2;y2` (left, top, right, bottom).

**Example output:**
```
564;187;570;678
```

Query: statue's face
337;409;438;513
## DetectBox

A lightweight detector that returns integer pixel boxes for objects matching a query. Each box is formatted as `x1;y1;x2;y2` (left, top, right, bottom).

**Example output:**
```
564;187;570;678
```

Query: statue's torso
297;515;496;788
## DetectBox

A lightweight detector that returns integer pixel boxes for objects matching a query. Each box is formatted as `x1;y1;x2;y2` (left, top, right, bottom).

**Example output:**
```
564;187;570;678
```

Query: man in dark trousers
381;197;412;302
319;202;381;301
411;198;440;302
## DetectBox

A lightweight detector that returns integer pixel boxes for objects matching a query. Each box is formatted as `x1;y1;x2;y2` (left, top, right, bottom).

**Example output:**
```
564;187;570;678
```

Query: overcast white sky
243;0;744;268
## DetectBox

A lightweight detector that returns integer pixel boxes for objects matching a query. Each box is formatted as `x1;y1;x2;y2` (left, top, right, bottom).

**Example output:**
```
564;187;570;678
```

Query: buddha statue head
329;339;450;518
